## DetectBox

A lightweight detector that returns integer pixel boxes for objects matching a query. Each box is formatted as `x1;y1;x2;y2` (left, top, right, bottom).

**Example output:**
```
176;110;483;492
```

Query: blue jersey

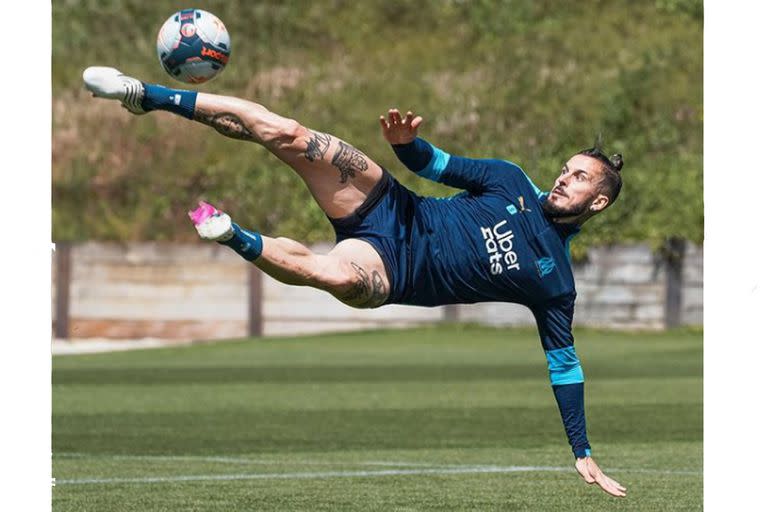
392;142;581;357
393;153;579;311
331;137;591;458
331;139;590;457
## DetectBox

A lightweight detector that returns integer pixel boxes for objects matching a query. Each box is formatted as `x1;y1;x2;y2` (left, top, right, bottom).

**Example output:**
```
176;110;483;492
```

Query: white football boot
188;201;234;242
82;66;147;115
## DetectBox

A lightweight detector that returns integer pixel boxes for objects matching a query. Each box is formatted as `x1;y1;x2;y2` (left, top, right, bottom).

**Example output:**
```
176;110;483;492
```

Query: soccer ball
156;9;231;84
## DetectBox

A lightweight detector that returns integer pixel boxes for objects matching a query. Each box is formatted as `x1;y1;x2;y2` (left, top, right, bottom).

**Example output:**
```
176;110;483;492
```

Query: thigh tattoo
341;262;387;307
341;262;371;302
370;270;387;306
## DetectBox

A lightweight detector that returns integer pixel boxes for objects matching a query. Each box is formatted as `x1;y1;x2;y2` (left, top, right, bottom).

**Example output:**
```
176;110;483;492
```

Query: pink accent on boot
187;201;220;226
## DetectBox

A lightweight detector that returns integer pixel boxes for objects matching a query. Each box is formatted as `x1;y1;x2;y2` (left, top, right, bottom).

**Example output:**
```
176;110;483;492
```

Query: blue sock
141;83;198;119
219;223;263;261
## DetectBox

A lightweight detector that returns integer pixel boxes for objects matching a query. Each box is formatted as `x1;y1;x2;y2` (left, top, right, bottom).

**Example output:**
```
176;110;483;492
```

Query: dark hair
578;147;623;204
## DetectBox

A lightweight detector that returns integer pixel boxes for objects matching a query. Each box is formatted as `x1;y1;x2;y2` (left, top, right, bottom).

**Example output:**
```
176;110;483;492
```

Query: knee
312;263;356;293
304;259;356;297
274;237;313;256
271;119;307;151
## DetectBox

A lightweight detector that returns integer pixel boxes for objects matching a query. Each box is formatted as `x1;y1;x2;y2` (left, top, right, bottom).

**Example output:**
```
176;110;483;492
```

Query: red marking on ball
180;24;196;38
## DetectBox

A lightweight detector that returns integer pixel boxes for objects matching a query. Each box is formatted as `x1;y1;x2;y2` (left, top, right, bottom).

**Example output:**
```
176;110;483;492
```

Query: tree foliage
53;0;702;252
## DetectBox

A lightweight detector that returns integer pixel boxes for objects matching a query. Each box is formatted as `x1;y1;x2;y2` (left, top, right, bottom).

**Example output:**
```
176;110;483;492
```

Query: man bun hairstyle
578;146;623;204
609;153;624;172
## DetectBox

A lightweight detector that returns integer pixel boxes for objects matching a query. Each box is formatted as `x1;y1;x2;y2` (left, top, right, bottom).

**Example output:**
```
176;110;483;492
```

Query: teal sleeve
392;138;510;193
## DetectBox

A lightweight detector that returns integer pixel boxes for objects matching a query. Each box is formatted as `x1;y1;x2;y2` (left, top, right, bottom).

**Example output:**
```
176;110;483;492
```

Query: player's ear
590;193;610;213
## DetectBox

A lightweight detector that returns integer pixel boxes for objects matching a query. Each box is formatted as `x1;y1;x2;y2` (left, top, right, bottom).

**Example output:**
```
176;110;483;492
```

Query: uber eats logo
480;220;521;275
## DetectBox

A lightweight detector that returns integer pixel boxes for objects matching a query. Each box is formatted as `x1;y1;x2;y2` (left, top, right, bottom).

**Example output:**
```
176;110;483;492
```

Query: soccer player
83;66;627;497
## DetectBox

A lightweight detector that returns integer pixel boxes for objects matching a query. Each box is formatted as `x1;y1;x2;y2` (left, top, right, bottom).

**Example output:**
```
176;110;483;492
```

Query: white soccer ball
156;9;231;84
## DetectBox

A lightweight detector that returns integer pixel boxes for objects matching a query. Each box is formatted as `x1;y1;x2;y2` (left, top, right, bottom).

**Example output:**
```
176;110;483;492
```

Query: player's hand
379;108;423;145
575;457;626;497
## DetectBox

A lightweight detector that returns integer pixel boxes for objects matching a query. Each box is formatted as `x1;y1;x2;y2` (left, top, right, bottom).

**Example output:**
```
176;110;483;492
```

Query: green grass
52;325;702;511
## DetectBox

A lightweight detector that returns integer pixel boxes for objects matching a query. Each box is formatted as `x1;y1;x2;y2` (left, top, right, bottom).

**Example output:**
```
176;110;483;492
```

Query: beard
542;194;592;219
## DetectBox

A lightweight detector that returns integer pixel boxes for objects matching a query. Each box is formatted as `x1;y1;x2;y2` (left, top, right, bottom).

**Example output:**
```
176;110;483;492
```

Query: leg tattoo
305;131;332;162
340;262;387;307
194;108;254;141
341;262;371;302
370;270;387;306
331;141;369;183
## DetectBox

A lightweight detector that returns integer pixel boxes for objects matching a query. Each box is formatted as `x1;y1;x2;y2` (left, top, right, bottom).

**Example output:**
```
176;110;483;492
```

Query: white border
705;0;768;508
0;2;52;510
13;0;750;509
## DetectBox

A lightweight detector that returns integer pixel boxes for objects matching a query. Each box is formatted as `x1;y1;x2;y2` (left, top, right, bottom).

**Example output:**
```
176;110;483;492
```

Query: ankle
219;223;263;261
141;83;198;119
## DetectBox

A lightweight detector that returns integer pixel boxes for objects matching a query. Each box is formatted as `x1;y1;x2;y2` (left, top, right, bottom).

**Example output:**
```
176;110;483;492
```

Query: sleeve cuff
574;446;592;458
391;138;433;173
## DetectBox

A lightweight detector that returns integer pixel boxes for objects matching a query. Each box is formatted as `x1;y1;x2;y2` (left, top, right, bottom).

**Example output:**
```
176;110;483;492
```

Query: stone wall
52;241;703;340
458;244;669;329
260;243;443;335
682;243;704;325
63;242;248;340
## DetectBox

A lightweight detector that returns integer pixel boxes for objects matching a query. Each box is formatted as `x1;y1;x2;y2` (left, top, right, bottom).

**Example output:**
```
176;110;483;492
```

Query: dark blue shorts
328;170;415;305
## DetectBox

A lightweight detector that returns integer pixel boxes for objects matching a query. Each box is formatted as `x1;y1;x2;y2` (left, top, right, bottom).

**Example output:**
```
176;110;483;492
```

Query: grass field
52;325;702;511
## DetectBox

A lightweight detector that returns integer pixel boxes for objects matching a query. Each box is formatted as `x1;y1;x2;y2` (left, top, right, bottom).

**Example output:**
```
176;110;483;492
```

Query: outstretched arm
532;301;626;498
380;109;511;194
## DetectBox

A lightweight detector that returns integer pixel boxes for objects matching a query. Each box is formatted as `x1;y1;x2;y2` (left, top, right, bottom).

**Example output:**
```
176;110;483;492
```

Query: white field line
54;453;445;467
54;465;702;486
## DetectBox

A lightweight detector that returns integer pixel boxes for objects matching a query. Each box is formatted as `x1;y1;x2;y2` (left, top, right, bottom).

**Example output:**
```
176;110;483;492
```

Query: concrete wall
682;243;704;325
260;242;443;335
457;244;671;329
64;242;248;339
52;241;703;340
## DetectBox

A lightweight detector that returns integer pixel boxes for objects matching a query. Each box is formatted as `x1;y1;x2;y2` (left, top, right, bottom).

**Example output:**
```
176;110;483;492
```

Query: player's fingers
388;109;399;126
411;116;424;130
393;109;404;125
405;111;414;126
602;484;626;497
606;484;627;498
379;115;389;130
596;474;626;497
605;476;626;492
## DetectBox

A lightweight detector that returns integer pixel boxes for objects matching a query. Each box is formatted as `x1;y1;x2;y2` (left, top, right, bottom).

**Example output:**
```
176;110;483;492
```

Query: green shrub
53;0;702;252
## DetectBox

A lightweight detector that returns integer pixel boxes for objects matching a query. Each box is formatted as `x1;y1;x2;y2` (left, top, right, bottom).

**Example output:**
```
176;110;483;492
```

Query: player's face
543;155;609;219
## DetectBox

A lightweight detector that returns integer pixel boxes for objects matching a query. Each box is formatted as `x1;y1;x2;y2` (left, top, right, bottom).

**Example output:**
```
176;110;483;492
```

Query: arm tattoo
305;131;332;162
194;109;254;141
331;141;369;183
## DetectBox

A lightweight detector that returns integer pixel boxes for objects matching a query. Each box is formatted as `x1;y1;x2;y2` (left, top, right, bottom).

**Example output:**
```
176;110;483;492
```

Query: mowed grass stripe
53;402;701;455
52;377;702;414
52;327;702;369
53;326;702;511
51;359;702;385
